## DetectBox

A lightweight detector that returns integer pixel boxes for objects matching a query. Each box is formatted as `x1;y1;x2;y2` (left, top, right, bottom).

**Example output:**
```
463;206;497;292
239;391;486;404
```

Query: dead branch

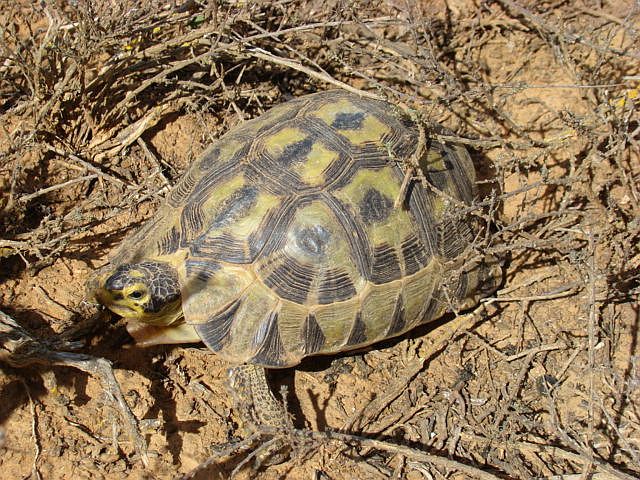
0;309;148;467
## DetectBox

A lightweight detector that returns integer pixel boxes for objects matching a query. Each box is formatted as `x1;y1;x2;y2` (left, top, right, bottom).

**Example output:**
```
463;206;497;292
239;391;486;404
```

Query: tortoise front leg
228;363;289;431
227;363;292;467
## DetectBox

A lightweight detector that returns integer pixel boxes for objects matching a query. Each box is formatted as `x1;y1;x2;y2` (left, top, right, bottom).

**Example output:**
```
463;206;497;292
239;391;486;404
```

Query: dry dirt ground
1;1;639;479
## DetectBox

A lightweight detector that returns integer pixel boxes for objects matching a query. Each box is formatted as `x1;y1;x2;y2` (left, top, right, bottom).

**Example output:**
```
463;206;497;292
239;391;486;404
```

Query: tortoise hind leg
227;364;291;465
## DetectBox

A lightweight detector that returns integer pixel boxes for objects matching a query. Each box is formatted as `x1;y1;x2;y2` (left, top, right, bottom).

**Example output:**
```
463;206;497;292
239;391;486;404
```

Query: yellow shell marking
333;166;415;243
208;190;279;238
276;300;309;355
292;142;339;186
232;191;279;237
179;263;254;326
422;149;447;172
402;261;442;324
228;280;281;362
360;281;403;341
204;174;245;206
196;175;278;240
198;138;244;170
312;297;361;351
263;127;307;157
314;99;390;144
340;114;391;145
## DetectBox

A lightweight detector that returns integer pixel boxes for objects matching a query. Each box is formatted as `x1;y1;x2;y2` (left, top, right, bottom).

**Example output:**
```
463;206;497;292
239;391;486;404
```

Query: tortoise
88;90;501;443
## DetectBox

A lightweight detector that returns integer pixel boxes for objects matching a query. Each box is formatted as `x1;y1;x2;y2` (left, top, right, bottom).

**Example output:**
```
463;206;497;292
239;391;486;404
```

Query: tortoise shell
109;90;498;368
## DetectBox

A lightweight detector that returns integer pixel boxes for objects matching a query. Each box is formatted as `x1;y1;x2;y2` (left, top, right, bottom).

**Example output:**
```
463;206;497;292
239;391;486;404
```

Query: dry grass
1;1;639;479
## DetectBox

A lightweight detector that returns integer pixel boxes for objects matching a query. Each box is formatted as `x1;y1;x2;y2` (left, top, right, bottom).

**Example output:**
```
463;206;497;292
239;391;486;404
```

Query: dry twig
0;310;149;466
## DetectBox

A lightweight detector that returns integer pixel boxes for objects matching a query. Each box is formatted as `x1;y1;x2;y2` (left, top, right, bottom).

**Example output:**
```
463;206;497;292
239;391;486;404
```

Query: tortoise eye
128;290;144;299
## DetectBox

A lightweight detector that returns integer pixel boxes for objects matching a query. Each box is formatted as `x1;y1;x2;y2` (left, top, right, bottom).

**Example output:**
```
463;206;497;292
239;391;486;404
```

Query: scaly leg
227;364;291;465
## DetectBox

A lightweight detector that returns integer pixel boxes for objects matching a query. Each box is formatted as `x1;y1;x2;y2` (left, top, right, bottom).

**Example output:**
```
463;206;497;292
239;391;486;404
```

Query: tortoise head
89;261;182;326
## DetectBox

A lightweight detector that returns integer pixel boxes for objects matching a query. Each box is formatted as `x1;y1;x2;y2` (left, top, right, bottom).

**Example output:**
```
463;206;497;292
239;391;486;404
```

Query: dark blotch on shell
278;136;315;166
331;111;366;130
359;188;393;225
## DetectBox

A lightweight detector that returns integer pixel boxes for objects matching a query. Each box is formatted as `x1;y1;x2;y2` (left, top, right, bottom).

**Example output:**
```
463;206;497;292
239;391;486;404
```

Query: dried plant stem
245;49;383;100
307;429;504;480
0;310;148;467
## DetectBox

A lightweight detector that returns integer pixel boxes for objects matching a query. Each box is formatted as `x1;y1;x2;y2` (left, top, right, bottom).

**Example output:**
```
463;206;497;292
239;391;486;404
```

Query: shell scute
185;174;282;264
255;199;365;306
249;120;350;194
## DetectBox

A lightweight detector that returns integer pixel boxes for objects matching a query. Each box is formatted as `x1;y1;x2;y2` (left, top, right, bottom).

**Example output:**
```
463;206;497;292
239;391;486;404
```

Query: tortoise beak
91;287;142;318
86;266;114;304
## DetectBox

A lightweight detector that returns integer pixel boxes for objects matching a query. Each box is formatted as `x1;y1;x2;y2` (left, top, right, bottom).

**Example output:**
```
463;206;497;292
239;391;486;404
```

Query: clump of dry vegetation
1;1;638;479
